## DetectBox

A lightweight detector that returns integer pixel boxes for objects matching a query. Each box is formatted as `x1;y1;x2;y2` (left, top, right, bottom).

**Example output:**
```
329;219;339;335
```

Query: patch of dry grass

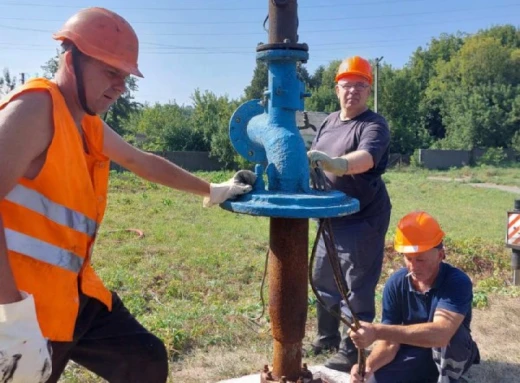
166;296;520;383
460;297;520;383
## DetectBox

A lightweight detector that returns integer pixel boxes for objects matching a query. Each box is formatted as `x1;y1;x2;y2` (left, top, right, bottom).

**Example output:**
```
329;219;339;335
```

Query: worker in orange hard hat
306;55;392;372
50;7;143;117
0;7;255;383
348;211;480;383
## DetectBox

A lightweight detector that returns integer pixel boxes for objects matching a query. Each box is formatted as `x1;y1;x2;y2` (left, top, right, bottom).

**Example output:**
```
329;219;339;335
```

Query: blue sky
0;0;518;106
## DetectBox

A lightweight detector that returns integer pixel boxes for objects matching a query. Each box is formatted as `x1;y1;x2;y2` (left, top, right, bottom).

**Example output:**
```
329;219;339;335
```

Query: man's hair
60;40;75;53
58;41;72;69
58;40;84;70
434;241;446;259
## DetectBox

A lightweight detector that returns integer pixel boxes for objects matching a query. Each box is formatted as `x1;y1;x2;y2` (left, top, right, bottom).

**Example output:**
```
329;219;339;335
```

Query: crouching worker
349;211;480;383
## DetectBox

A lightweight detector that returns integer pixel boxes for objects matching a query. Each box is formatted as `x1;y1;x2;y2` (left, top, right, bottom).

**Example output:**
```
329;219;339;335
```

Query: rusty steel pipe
268;218;308;381
268;0;298;44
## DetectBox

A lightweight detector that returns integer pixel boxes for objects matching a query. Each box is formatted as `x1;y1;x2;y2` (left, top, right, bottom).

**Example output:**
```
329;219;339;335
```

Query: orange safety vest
0;78;112;341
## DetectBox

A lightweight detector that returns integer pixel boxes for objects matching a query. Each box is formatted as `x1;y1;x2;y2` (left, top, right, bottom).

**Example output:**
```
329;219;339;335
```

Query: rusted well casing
268;0;298;44
268;218;309;380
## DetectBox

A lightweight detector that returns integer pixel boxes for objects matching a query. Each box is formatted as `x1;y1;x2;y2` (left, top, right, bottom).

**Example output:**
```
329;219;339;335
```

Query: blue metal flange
229;100;266;163
220;165;359;218
220;190;359;219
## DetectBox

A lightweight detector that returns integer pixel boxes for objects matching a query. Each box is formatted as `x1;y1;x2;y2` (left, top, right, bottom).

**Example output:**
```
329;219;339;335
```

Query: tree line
2;25;519;165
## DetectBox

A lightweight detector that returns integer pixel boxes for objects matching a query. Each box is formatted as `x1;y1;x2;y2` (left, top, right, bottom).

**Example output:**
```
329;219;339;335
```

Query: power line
0;24;51;33
136;37;417;51
0;40;456;56
140;16;508;36
0;37;445;53
0;3;517;25
0;15;506;37
0;0;433;11
138;42;414;55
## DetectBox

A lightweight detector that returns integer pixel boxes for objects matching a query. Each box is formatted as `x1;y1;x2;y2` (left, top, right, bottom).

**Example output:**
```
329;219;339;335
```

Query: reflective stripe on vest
5;229;84;273
5;184;97;237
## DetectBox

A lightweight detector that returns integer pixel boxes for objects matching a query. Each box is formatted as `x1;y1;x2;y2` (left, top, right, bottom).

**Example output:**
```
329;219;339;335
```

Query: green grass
383;170;519;240
60;166;520;382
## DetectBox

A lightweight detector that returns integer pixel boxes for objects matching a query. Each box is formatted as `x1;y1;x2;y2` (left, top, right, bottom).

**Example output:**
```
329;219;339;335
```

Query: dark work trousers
312;211;390;353
373;345;439;383
46;291;168;383
374;325;480;383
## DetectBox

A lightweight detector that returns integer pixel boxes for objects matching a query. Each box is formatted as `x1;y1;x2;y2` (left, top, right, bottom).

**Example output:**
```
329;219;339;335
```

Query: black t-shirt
311;109;391;220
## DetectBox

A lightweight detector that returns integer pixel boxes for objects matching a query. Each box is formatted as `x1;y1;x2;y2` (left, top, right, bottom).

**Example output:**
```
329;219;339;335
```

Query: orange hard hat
335;56;373;84
52;7;143;78
394;211;445;254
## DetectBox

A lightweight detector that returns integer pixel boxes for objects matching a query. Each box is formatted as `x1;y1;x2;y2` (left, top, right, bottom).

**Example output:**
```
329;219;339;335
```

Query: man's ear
62;50;75;75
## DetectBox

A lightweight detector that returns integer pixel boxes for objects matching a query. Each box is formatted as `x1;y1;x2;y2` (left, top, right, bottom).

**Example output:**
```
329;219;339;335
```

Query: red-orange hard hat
394;211;445;254
53;7;143;78
335;56;373;84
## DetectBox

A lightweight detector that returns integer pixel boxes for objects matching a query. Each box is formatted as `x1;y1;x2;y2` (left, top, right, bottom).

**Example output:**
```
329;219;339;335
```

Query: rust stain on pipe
268;0;298;44
268;217;309;380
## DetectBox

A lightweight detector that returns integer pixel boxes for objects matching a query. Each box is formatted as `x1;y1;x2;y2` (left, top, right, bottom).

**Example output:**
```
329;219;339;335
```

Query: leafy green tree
408;33;466;141
244;60;315;102
124;102;203;151
409;32;466;90
427;32;520;149
41;50;60;79
305;59;341;113
478;24;520;48
191;89;240;166
244;61;268;100
297;62;313;89
308;65;325;89
434;36;519;87
104;77;142;135
437;84;520;149
511;131;520;153
378;65;430;155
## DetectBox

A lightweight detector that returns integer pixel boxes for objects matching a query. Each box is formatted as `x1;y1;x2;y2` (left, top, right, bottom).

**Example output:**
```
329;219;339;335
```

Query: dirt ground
463;296;520;382
171;296;520;383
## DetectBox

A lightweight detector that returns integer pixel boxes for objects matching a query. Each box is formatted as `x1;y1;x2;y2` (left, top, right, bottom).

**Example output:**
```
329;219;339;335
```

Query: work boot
310;303;340;355
324;349;358;372
325;335;358;372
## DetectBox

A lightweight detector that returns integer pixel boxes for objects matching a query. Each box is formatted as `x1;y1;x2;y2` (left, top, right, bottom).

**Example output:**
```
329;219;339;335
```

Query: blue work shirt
381;262;473;330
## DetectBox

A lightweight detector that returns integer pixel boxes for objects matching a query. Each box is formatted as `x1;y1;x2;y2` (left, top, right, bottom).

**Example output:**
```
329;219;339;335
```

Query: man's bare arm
341;150;374;175
374;309;465;348
0;91;54;303
366;340;400;372
102;122;210;196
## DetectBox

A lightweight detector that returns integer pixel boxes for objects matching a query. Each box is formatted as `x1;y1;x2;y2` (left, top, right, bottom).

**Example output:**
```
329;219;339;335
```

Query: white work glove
307;150;348;176
203;170;257;207
0;293;52;383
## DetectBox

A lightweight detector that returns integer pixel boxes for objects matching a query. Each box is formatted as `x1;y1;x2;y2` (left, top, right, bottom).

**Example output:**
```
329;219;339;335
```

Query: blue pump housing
220;48;359;218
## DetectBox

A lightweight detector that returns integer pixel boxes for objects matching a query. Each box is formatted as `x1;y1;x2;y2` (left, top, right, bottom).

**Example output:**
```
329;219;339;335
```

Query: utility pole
374;56;383;113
